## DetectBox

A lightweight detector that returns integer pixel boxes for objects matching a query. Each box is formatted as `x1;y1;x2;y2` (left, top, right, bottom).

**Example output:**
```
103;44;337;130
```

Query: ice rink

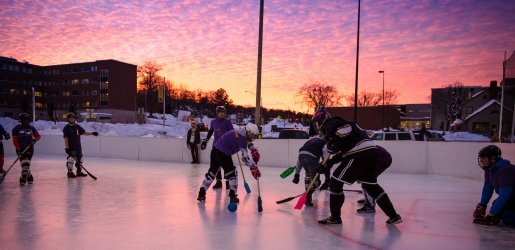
0;155;513;250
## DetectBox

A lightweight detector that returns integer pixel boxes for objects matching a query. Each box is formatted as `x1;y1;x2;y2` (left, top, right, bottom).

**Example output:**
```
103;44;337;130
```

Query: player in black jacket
12;113;41;185
63;112;98;178
317;116;402;225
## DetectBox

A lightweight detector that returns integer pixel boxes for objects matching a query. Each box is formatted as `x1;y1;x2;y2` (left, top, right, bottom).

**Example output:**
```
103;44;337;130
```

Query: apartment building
0;56;137;123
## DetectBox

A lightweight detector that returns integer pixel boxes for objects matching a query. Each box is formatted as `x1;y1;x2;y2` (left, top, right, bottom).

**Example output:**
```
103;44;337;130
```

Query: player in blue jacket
473;145;515;227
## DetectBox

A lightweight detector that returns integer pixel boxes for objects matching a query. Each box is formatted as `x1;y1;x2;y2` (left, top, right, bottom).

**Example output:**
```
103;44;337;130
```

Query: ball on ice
227;203;237;212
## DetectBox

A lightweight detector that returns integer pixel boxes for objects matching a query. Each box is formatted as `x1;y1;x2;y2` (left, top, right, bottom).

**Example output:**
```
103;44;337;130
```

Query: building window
10;89;20;95
100;101;108;106
35;103;43;108
35;91;42;97
466;107;473;115
72;79;79;85
472;122;489;134
91;66;97;72
72;91;80;96
82;101;90;108
91;90;98;95
82;78;89;84
63;91;70;96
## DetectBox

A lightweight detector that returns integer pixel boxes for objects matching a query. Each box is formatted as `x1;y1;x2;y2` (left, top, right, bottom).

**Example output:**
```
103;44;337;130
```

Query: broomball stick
236;153;251;194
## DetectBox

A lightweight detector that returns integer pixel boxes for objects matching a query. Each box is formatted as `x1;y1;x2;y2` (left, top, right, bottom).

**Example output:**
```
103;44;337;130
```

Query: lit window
72;79;79;85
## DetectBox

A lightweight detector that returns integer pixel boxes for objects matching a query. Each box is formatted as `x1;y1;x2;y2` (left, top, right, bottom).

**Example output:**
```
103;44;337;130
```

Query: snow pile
442;132;490;142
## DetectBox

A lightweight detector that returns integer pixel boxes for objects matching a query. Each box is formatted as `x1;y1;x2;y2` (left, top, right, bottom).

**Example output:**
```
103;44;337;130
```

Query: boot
27;174;34;184
229;190;239;203
318;216;342;225
20;170;28;185
212;179;222;189
305;190;314;207
356;204;376;213
67;171;76;178
76;171;87;177
357;198;366;204
386;214;402;225
197;187;206;201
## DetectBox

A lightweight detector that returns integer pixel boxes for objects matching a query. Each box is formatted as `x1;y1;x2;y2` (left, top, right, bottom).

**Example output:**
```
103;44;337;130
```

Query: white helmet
245;123;259;137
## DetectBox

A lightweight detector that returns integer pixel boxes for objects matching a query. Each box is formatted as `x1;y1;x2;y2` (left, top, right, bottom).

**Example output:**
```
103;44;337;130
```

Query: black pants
188;143;199;163
0;142;4;169
200;147;237;193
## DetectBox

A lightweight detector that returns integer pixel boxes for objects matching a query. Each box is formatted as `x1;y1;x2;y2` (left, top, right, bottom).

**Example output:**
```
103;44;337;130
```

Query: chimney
489;80;497;100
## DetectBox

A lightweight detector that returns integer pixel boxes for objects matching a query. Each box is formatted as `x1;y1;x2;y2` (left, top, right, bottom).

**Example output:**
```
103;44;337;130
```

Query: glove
16;150;21;157
250;166;261;179
200;139;207;150
473;215;500;226
92;132;99;136
292;174;300;184
251;148;260;163
317;163;326;174
473;203;486;219
32;138;38;144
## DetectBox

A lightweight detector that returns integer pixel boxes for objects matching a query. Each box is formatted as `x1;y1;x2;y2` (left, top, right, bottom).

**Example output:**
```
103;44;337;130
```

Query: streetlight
379;70;385;129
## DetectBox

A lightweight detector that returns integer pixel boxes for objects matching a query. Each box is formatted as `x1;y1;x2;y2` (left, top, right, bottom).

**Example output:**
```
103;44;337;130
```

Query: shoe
229;195;239;203
318;216;342;225
197;187;206;202
225;180;230;190
19;176;27;185
357;204;376;213
357;198;366;204
212;180;222;189
305;200;314;207
67;172;76;178
229;190;239;203
27;175;34;184
386;214;402;225
319;181;329;190
76;171;87;177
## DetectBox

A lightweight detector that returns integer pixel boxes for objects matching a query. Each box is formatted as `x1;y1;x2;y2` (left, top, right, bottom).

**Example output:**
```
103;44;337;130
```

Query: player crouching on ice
473;145;515;227
197;123;261;204
63;112;98;178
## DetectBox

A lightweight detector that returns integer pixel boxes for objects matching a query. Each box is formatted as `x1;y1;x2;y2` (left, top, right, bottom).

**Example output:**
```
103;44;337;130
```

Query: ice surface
0;155;513;250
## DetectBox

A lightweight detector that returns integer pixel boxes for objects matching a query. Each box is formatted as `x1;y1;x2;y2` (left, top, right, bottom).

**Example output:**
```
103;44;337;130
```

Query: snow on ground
0;115;491;141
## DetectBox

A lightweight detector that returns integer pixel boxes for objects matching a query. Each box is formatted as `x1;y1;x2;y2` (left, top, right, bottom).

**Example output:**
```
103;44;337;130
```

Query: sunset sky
1;0;515;113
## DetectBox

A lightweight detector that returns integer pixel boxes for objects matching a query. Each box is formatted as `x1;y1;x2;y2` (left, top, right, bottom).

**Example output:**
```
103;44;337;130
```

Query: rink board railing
4;135;515;180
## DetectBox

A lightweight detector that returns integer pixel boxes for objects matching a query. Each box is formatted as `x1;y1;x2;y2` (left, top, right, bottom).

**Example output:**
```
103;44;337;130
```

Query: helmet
18;113;31;124
245;123;259;138
316;106;326;112
216;106;226;113
311;110;331;134
216;106;227;120
66;112;77;119
478;145;502;170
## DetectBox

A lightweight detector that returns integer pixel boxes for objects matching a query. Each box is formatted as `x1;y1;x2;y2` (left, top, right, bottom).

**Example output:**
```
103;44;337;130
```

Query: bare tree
137;61;163;114
344;89;399;107
296;80;342;112
383;89;399;105
432;82;467;131
344;91;381;107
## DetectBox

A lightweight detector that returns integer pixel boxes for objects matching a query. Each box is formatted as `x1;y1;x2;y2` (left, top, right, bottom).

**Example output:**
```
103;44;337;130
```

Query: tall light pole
353;0;361;123
379;70;385;129
255;0;265;127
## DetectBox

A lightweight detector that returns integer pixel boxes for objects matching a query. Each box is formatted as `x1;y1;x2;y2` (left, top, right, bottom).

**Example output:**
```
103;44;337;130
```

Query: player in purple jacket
197;123;261;204
201;106;234;189
473;145;515;227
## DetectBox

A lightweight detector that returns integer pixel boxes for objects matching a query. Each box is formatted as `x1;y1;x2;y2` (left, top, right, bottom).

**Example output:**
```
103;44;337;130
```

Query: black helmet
478;145;501;170
18;113;31;124
66;112;77;119
216;106;226;113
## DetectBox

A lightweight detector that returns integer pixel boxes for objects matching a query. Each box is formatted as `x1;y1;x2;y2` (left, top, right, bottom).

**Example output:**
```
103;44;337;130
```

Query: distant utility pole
255;0;264;126
353;0;361;123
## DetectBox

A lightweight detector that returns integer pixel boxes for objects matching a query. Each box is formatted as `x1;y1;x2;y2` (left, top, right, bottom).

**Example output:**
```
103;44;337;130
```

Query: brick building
0;56;137;123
